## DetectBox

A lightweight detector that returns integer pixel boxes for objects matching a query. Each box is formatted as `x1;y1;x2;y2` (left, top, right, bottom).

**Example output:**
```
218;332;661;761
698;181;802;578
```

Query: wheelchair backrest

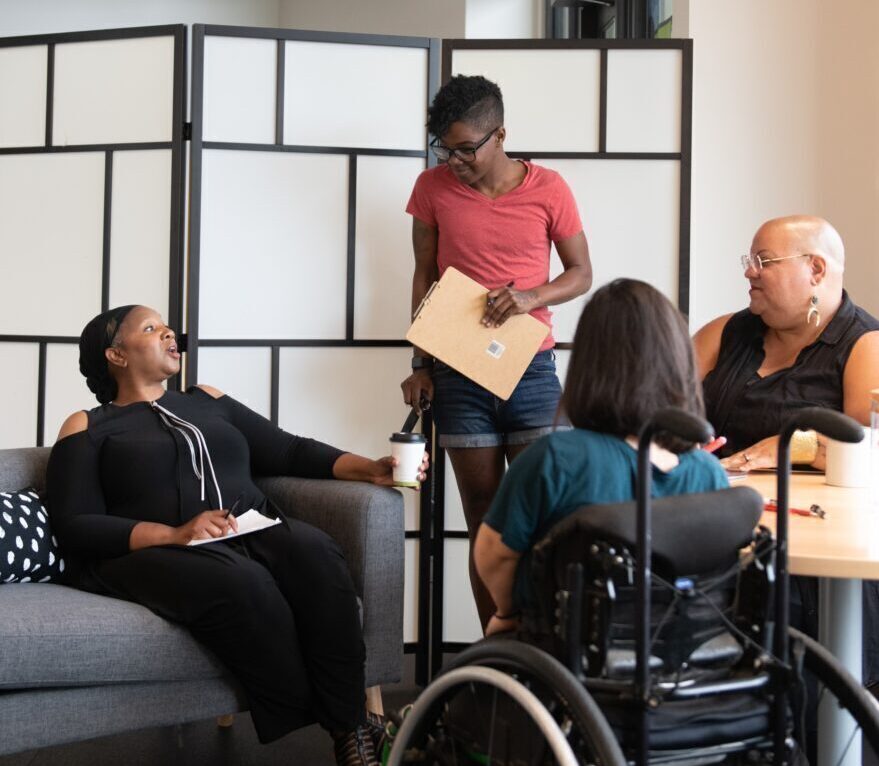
530;486;766;679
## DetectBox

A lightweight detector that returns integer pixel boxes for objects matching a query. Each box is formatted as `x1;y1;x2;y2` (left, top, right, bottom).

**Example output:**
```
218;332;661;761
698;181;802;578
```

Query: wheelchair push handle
780;406;864;445
641;407;714;447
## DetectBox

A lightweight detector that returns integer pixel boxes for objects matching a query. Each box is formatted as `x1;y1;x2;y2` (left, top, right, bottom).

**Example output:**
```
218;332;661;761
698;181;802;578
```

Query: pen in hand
224;494;243;521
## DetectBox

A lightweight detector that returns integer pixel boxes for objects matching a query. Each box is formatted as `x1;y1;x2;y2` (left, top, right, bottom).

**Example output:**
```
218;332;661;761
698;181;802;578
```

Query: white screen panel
554;348;571;393
354;155;425;340
544;159;680;342
284;41;427;150
277;346;419;529
404;487;418;532
0;344;39;449
43;344;98;446
203;36;276;144
0;153;103;336
442;539;482;643
443;452;467;533
108;149;171;318
53;36;174;146
606;49;681;153
278;346;416;458
404;539;418;643
452;49;601;153
199;150;348;340
197;347;271;419
0;46;47;148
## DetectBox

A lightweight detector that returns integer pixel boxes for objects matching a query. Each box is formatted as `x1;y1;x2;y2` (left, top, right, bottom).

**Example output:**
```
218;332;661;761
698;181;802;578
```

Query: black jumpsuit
46;387;366;743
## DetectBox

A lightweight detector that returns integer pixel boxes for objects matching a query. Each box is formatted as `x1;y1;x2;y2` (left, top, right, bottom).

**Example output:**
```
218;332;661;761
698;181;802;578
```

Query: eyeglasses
740;252;815;272
429;126;499;162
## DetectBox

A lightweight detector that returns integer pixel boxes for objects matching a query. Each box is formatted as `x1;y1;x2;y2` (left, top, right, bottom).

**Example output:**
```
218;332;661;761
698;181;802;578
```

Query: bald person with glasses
693;215;879;471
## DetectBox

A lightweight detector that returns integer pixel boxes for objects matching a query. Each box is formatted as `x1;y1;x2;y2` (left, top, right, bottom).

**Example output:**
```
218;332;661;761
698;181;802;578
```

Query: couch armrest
256;477;404;685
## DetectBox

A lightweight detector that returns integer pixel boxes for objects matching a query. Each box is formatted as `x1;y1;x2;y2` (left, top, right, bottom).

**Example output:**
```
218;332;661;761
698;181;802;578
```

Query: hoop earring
806;295;820;327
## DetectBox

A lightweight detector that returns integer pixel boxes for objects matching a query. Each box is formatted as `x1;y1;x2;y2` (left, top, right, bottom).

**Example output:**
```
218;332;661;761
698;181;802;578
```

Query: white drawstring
151;401;223;507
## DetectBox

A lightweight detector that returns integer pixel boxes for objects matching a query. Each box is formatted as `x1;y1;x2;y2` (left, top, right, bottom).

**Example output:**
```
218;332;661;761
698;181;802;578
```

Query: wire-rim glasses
429;126;500;163
740;252;814;272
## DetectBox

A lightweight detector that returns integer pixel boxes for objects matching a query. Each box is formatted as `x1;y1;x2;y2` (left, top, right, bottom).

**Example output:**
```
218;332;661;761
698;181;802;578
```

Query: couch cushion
0;448;50;494
0;488;65;583
0;584;230;689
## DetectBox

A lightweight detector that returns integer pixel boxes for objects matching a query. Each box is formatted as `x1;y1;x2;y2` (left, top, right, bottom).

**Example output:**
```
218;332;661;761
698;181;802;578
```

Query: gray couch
0;447;404;756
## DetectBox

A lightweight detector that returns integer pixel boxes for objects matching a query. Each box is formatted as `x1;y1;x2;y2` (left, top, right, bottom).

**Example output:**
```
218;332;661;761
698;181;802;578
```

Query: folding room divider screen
0;25;186;449
432;38;692;671
0;23;691;684
185;24;440;681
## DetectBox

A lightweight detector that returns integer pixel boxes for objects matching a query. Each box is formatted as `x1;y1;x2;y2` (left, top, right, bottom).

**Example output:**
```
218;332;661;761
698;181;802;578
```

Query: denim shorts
431;349;567;448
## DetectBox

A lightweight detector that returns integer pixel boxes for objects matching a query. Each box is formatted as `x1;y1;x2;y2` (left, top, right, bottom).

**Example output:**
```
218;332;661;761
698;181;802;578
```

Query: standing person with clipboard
400;75;592;631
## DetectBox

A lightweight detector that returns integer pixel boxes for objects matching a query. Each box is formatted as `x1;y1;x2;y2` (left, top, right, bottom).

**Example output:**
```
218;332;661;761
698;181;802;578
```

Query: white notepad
187;509;281;546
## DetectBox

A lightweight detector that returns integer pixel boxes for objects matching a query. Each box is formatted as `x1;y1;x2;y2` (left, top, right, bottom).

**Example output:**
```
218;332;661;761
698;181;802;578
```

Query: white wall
683;0;879;328
0;0;280;36
278;0;466;39
815;0;879;319
466;0;539;38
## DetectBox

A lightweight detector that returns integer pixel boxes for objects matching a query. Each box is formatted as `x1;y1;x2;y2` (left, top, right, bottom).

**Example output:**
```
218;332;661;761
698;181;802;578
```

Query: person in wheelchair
387;279;879;766
474;278;728;638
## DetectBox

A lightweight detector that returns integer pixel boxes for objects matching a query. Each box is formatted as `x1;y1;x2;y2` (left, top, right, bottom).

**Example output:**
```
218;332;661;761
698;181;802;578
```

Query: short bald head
753;215;845;270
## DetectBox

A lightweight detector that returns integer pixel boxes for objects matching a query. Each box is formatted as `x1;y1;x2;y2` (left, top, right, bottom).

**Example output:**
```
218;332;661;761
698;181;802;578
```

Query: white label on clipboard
486;340;506;359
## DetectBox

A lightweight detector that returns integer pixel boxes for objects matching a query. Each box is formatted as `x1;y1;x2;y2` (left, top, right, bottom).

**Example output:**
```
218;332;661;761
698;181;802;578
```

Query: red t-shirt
405;161;583;351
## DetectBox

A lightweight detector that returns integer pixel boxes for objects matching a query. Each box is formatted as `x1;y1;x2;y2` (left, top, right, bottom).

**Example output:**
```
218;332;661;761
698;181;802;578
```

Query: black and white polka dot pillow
0;488;65;583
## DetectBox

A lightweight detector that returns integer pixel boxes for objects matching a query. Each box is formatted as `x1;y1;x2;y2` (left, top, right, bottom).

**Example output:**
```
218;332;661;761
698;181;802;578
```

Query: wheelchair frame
388;407;879;766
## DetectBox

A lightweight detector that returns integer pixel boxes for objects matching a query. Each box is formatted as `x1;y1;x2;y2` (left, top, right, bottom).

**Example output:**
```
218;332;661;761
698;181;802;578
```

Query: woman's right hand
174;510;238;545
401;369;433;412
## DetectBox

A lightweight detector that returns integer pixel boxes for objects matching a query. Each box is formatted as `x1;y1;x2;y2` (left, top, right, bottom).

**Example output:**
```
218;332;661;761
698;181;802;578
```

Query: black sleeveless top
703;291;879;457
46;387;344;563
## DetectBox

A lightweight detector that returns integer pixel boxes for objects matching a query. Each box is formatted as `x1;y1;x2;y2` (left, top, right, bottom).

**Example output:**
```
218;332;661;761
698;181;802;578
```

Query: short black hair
560;279;705;453
427;75;504;140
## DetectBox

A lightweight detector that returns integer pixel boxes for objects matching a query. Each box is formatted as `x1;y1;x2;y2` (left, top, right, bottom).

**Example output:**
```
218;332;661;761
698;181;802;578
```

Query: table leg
818;577;862;766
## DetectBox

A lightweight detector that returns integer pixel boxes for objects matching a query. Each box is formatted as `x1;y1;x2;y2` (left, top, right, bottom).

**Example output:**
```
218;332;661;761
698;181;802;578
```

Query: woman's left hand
368;451;430;489
720;435;779;472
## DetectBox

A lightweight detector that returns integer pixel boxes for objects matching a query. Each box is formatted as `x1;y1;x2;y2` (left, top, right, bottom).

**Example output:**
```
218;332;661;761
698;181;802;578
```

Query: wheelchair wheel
388;639;626;766
790;627;879;766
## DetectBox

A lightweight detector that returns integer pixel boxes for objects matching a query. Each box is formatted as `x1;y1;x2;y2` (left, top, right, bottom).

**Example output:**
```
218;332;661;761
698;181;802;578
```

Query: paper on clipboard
406;267;549;400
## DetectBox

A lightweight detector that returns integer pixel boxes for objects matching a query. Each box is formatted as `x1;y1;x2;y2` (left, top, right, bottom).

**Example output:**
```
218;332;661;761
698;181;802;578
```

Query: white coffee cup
825;426;871;488
390;432;427;488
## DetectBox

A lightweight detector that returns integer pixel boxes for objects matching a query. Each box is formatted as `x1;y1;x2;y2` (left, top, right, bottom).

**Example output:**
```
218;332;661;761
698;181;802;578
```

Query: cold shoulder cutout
195;384;225;399
57;410;88;441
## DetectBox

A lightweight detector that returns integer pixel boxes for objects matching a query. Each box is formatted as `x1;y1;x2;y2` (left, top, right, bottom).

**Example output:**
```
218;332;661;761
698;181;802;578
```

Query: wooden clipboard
406;267;550;400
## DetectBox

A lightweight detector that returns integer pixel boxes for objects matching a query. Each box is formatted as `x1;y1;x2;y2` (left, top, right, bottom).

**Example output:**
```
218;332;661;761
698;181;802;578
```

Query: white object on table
743;473;878;766
825;426;871;488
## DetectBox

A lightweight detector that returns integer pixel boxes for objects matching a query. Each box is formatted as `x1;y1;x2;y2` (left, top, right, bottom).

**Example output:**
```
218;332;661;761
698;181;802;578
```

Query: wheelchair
388;408;879;766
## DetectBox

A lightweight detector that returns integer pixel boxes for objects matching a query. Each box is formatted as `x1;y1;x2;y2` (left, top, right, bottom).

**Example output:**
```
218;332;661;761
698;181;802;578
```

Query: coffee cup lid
390;432;427;443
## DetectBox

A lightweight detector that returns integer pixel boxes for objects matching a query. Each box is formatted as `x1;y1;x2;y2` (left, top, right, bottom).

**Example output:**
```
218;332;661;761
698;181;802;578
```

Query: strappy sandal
365;710;387;755
332;724;379;766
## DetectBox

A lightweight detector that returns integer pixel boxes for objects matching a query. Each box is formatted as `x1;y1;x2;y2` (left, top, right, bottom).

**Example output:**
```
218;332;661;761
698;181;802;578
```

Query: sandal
332;724;379;766
365;710;387;755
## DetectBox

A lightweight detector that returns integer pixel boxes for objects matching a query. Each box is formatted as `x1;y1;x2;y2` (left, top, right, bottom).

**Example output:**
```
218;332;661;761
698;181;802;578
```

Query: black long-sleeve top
46;387;345;561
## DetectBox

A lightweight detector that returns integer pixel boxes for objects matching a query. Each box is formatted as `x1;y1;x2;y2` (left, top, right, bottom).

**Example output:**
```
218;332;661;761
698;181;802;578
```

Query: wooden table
742;473;878;766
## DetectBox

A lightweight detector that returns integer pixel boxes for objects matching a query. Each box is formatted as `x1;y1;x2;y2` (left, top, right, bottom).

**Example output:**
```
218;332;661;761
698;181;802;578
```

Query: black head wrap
79;305;138;404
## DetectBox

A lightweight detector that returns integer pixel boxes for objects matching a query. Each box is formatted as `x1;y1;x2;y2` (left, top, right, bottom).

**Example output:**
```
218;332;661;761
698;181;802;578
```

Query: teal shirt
483;429;729;609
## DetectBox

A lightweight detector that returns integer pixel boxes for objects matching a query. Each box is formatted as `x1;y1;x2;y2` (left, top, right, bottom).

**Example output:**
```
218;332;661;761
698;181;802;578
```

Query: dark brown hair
560;279;704;452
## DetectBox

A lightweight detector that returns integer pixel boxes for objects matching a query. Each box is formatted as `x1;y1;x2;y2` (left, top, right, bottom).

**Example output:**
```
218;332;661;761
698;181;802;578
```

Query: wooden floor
0;686;418;766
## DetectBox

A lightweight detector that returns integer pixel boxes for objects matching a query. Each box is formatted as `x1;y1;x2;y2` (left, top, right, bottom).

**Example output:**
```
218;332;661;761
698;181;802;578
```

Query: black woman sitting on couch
46;304;428;766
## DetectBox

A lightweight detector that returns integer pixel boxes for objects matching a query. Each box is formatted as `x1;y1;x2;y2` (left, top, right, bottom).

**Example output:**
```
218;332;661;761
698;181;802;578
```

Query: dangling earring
806;295;820;327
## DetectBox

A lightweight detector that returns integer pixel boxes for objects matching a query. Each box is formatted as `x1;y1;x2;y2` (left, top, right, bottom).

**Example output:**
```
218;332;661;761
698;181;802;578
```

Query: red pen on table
763;498;826;519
